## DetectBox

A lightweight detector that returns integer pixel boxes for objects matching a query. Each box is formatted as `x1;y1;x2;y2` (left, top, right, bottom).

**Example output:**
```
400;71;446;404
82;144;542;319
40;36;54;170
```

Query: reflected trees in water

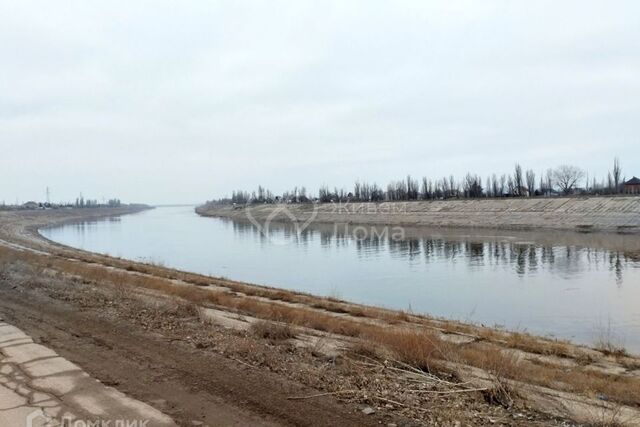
228;219;634;284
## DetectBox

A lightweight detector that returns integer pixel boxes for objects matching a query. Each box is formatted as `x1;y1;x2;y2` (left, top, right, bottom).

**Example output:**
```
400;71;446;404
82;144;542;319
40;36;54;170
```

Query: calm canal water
40;206;640;352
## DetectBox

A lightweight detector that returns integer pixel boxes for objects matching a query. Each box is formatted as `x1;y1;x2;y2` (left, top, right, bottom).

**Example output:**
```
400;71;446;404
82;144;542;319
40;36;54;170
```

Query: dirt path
0;285;379;427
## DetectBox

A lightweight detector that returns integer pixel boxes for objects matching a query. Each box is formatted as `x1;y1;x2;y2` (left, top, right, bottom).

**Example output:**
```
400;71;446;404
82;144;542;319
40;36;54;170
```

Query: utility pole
46;187;51;204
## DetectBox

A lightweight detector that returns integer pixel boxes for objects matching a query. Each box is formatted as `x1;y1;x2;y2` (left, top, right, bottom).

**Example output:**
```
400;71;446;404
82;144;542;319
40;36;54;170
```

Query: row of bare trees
216;158;628;205
231;186;311;204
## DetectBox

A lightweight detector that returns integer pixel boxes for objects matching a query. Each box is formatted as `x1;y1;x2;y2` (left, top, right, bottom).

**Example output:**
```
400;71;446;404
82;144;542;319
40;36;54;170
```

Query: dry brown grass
165;300;201;318
594;321;629;358
112;280;135;300
595;340;629;358
460;343;640;408
459;346;520;407
587;405;631;427
506;331;576;359
347;340;381;359
249;320;296;341
363;327;445;373
551;366;640;407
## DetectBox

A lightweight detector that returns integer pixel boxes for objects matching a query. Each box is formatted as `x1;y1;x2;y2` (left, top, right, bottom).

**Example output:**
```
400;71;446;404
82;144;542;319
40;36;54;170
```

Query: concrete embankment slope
197;196;640;233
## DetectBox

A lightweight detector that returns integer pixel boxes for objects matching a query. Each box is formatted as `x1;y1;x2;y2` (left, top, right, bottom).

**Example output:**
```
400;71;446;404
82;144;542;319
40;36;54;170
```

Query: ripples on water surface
40;206;640;352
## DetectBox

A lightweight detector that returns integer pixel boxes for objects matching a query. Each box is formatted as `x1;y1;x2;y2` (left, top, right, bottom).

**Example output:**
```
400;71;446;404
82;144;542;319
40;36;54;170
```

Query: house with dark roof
624;177;640;194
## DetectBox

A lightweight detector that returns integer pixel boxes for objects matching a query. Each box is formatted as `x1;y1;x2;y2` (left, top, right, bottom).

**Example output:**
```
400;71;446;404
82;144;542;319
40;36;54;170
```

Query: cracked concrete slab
0;321;176;427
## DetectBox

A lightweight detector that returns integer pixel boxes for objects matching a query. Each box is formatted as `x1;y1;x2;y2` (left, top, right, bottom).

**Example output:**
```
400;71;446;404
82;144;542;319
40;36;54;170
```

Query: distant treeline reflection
228;220;635;283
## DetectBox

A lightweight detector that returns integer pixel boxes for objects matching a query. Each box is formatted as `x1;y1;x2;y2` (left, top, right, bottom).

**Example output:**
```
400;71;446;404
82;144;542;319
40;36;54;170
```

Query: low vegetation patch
249;320;296;341
364;327;445;373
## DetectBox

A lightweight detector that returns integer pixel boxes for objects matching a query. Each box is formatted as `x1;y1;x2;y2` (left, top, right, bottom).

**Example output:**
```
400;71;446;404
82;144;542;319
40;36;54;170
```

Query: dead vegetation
250;320;296;341
595;322;629;358
505;331;575;358
587;404;634;427
1;240;640;425
363;327;446;373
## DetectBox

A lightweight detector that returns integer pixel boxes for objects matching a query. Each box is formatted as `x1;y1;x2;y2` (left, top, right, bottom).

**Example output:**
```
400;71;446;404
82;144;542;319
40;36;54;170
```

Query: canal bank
39;206;640;352
197;196;640;234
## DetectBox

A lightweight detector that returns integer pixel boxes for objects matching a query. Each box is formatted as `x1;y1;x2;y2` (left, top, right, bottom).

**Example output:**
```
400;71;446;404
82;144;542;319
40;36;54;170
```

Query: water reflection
227;219;637;283
60;217;122;235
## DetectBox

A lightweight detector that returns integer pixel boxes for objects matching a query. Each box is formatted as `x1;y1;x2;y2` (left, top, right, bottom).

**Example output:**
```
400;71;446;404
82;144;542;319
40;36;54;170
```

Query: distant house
624;177;640;194
22;201;39;210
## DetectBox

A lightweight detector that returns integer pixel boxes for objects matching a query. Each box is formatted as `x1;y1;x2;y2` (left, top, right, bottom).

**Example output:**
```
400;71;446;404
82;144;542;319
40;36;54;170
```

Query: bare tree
421;177;433;200
353;181;362;201
299;186;308;202
438;177;448;199
462;173;483;198
612;157;622;194
513;163;524;196
449;175;458;198
545;169;554;195
491;174;499;198
525;169;536;196
370;183;384;201
318;185;331;203
553;165;585;195
406;175;419;200
585;172;590;193
360;182;373;201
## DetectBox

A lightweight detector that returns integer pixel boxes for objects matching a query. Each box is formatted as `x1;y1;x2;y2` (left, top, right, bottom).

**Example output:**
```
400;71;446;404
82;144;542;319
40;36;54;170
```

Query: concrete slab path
0;321;176;427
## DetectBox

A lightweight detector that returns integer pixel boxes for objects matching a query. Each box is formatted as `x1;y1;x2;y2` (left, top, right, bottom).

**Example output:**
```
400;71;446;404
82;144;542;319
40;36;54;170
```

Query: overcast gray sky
1;1;639;205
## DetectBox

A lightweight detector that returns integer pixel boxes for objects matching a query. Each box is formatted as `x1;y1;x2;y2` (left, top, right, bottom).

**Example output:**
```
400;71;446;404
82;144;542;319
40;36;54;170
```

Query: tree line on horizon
211;158;630;205
0;196;123;211
74;197;122;208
